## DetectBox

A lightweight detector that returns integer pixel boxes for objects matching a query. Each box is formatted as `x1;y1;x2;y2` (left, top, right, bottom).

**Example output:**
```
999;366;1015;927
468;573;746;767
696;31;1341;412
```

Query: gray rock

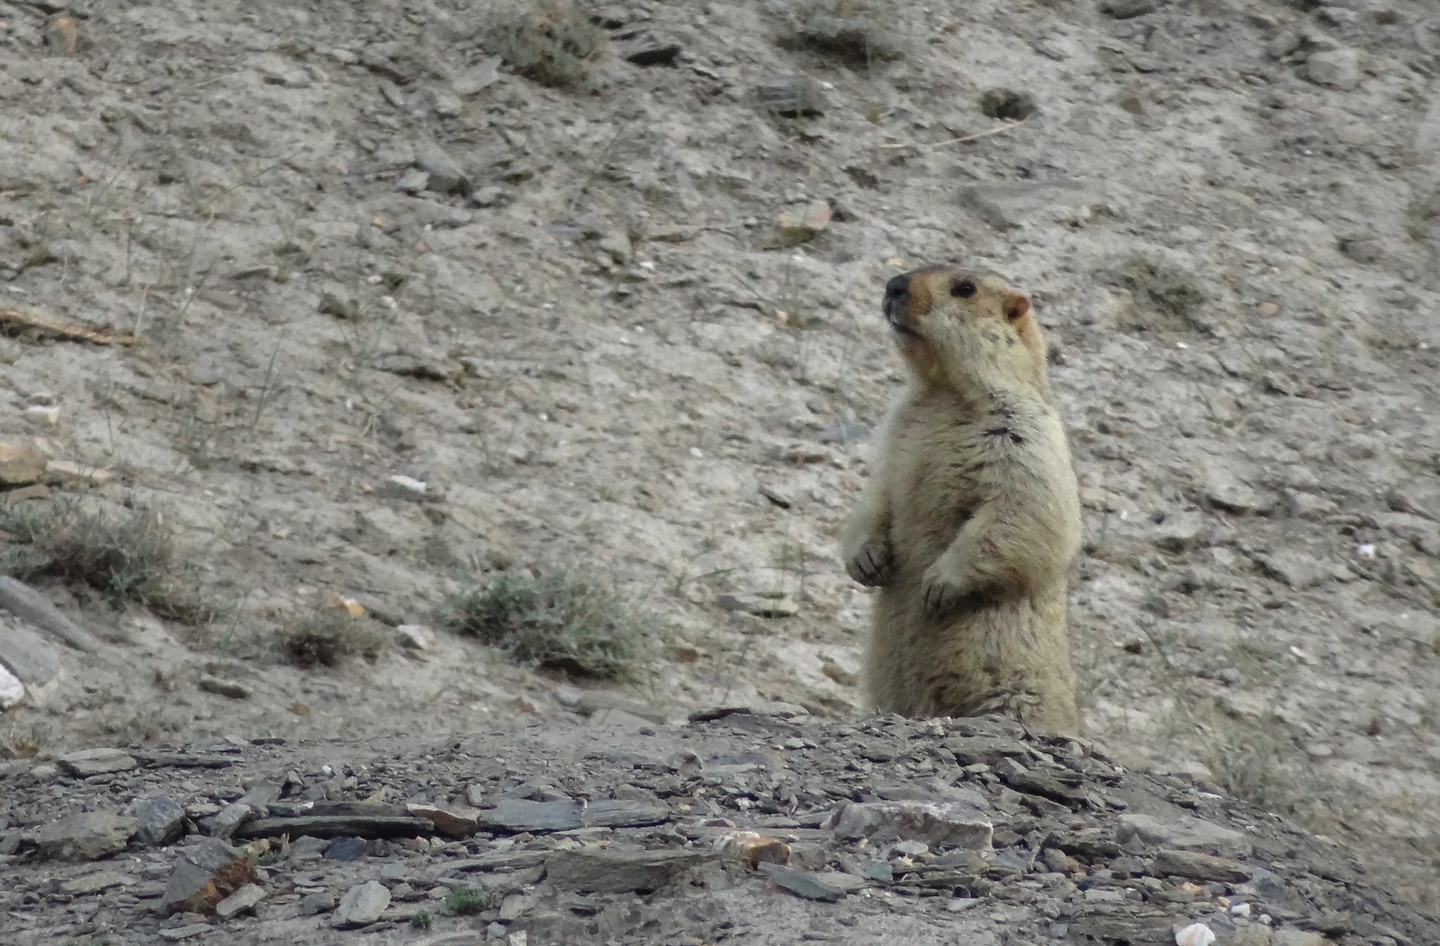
1390;479;1440;521
0;617;61;691
298;891;336;915
757;863;859;901
134;796;188;846
1116;813;1251;858
0;576;101;652
215;882;267;918
0;437;47;484
415;149;470;195
477;799;583;833
1154;511;1208;552
207;803;255;840
826;800;993;850
1201;462;1262;514
60;869;131;895
960;179;1105;231
1304;48;1363;90
34;811;137;860
1154;849;1252;883
0;664;24;709
1256;547;1330;589
755;76;827;117
333;880;391;928
452;57;500;96
1099;0;1159;18
582;800;671;829
59;748;138;778
325;836;370;861
235;812;434;841
198;675;251;700
162;838;260;915
396;169;430;194
545;846;707;894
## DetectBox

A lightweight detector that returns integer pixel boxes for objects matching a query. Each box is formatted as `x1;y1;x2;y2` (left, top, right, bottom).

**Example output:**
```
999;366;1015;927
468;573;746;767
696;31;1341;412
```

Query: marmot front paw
845;539;895;587
921;564;966;614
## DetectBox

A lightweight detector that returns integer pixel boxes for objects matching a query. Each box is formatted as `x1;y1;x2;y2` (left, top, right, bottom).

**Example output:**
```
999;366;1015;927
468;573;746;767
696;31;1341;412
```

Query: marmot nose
883;273;910;318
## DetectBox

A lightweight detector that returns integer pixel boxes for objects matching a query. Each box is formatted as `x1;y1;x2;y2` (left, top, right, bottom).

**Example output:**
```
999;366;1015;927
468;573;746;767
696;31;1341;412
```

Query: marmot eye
951;280;977;298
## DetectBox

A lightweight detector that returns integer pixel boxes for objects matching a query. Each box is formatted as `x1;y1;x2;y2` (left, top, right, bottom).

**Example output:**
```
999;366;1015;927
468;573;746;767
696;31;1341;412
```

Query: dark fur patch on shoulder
986;426;1026;445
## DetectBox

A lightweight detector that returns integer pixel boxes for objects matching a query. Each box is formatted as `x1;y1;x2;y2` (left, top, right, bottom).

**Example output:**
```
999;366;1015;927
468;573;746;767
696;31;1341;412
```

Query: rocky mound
2;710;1435;945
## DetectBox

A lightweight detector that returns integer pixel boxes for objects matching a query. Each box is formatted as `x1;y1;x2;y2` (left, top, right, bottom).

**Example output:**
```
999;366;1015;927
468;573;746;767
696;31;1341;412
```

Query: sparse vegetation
275;609;388;668
490;0;609;89
444;886;495;916
772;0;909;66
978;88;1036;121
1116;254;1207;330
451;569;649;681
411;910;432;930
0;498;216;624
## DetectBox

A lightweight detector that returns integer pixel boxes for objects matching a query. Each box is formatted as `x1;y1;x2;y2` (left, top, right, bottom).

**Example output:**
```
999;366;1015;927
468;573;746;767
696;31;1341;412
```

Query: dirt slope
1;0;1438;915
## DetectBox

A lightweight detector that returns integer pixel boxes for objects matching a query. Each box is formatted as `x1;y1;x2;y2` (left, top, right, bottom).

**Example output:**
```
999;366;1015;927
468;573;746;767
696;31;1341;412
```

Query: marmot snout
841;264;1083;732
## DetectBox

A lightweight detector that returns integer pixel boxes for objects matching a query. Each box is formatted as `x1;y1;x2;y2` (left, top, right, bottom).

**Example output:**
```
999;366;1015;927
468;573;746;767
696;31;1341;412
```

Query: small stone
1257;302;1280;317
158;926;211;941
215;882;267;919
0;436;48;484
500;892;536;920
25;405;60;426
1256;550;1329;590
893;840;930;857
334;880;391;928
1154;849;1252;883
415;148;470;196
597;231;632;265
208;804;255;840
135;796;188;846
1117;813;1251;858
477;799;582;833
960;179;1103;231
757;862;856;902
43;460;114;487
396;169;430;194
1154;511;1208;552
1099;0;1158;18
298;891;336;915
198;676;251;700
0;665;25;709
826;800;993;850
453;57;500;96
755;76;826;117
1337;235;1382;264
324;836;370;861
1174;922;1216;946
1304;48;1362;90
407;804;479;839
544;846;707;894
759;484;794;508
773;200;832;247
714;592;800;619
1270;931;1325;946
60;869;131;895
35;811;137;861
162;838;260;914
396;624;437;650
1202;462;1262;514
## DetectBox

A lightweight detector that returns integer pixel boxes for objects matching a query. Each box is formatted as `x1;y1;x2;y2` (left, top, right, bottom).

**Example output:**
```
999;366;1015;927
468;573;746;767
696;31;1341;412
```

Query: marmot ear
1003;292;1031;322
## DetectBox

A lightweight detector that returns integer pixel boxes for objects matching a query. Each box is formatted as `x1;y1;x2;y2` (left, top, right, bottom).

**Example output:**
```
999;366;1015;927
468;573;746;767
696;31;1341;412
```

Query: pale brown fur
840;265;1083;733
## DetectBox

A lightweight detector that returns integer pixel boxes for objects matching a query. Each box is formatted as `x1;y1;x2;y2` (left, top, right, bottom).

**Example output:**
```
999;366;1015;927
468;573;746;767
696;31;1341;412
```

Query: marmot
840;264;1083;733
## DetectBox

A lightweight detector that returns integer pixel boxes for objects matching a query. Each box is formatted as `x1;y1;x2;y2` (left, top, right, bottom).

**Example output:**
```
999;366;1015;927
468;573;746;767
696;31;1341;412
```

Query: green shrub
451;569;648;681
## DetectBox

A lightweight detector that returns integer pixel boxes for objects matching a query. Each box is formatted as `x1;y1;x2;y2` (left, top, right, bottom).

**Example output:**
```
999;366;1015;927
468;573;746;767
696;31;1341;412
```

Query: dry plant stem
879;117;1028;150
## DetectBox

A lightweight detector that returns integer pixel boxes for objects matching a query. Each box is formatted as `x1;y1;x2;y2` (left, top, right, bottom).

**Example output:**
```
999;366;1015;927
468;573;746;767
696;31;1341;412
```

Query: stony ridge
2;710;1435;946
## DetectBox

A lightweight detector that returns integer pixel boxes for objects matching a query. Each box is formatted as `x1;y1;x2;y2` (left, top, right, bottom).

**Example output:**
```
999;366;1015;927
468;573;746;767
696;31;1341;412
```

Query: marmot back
840;265;1083;733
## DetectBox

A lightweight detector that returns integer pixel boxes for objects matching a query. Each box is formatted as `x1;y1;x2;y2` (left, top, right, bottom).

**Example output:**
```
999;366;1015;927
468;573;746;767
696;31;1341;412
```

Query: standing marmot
840;264;1083;733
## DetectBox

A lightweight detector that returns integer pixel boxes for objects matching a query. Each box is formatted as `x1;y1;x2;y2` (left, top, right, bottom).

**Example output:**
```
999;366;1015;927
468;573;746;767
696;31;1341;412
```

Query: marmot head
881;264;1050;395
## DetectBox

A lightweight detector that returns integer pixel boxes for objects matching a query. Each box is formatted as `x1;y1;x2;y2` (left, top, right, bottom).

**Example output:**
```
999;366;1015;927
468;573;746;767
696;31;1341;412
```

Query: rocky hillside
1;0;1439;925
